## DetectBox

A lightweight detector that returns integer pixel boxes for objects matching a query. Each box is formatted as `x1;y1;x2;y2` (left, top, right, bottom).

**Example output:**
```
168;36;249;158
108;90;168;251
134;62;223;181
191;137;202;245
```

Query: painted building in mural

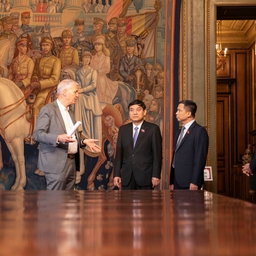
0;0;165;190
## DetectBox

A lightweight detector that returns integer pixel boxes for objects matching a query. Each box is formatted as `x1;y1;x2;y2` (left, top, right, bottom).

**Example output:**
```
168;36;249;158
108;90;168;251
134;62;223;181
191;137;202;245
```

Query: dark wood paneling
217;95;230;195
217;49;252;201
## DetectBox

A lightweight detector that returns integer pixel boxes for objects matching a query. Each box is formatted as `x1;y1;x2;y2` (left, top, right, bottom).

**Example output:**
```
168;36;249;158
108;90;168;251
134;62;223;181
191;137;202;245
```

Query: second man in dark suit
170;100;209;190
114;99;162;190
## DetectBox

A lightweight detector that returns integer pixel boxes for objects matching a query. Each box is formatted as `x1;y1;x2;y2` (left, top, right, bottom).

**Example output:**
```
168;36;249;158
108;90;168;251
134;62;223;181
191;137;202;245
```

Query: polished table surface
0;190;256;256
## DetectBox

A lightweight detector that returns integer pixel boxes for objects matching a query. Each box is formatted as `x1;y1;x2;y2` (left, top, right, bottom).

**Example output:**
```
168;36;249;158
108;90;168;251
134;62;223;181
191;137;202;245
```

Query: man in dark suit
33;79;101;190
114;99;162;190
170;100;209;190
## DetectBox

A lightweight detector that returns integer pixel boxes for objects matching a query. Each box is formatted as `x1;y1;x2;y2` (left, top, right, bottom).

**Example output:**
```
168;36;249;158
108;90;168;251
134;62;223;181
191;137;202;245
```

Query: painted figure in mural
56;0;65;13
90;35;118;105
72;18;92;61
119;38;145;87
30;37;61;140
152;85;164;100
20;12;34;34
72;18;86;44
4;0;12;12
142;94;153;114
152;62;163;86
89;0;97;13
144;62;154;94
30;0;37;13
10;12;23;38
74;51;102;174
155;71;164;88
47;1;56;13
147;98;163;134
95;0;104;13
8;36;34;95
0;1;3;12
86;17;106;46
0;16;17;44
36;0;47;13
59;29;79;69
105;17;118;42
107;18;138;81
114;99;162;190
113;18;138;56
82;0;91;13
33;79;101;190
102;0;111;13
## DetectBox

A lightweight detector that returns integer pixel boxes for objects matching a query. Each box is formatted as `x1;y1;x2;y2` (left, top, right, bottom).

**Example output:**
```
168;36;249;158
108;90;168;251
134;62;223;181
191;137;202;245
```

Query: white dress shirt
57;99;78;154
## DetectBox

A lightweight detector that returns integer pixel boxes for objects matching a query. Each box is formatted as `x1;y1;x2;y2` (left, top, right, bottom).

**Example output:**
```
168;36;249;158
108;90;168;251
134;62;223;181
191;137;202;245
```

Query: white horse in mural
0;78;30;190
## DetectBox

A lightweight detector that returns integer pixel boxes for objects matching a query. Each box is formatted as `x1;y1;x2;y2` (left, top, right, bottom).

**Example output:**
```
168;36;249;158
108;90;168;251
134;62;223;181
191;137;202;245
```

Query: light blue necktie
133;127;139;147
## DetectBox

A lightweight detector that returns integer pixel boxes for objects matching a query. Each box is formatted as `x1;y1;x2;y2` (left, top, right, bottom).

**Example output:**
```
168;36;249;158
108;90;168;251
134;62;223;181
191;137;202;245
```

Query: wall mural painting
0;0;165;190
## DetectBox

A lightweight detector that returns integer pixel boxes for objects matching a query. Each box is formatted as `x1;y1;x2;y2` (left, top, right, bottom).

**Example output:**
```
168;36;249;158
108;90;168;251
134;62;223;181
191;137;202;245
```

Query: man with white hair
33;79;101;190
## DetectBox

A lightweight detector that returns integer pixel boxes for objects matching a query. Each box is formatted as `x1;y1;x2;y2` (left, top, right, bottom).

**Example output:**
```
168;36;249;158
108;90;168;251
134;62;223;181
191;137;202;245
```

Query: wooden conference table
0;190;255;256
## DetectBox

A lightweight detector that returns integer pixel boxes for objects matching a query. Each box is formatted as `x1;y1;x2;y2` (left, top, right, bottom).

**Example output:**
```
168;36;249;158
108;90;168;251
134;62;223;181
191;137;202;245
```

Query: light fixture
216;20;228;70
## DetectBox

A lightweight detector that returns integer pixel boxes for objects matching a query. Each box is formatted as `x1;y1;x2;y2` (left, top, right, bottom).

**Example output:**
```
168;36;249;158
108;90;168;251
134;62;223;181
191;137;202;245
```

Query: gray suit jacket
33;101;80;174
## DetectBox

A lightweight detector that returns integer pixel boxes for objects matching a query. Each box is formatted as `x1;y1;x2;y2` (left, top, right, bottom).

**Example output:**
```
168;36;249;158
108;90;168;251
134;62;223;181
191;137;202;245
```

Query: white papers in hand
67;121;82;136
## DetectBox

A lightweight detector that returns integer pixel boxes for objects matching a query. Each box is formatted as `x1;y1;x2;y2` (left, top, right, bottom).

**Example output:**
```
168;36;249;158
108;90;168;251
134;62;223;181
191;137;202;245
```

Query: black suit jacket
114;121;162;187
249;151;256;190
170;121;209;188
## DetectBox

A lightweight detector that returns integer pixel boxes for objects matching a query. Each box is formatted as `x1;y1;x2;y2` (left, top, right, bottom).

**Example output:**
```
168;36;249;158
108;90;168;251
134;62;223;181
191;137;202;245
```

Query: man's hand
189;183;198;190
57;134;76;143
152;177;160;188
242;163;253;176
169;184;174;190
83;139;101;152
114;177;121;188
30;81;41;90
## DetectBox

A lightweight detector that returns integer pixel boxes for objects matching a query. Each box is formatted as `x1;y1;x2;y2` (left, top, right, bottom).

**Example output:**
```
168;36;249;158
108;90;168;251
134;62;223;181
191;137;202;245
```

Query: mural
0;0;165;190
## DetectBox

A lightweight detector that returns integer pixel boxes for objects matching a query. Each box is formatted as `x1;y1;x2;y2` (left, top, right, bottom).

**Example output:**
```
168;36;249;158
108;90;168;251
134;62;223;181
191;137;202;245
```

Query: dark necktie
176;126;185;149
133;127;139;147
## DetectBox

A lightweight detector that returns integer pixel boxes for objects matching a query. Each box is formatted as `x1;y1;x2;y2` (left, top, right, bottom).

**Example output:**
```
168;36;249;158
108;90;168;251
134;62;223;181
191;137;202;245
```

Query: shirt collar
57;99;68;111
133;121;143;130
183;119;195;130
